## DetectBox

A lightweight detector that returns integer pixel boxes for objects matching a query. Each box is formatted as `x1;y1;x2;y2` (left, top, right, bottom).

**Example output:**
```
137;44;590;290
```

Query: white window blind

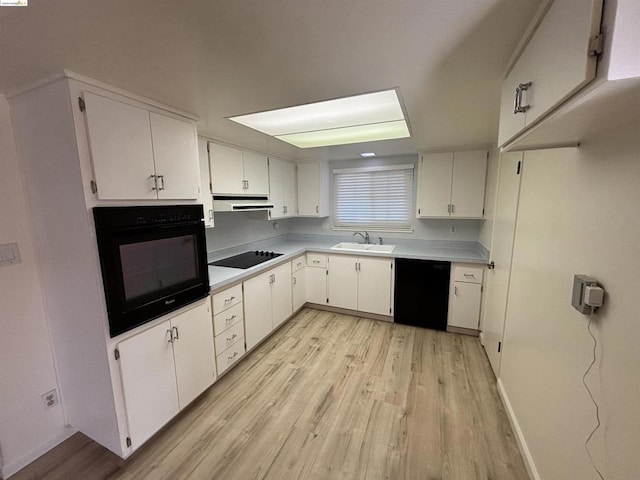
333;164;414;231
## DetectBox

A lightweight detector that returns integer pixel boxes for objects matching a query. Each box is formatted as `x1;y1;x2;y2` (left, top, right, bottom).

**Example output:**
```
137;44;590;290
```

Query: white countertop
208;235;489;293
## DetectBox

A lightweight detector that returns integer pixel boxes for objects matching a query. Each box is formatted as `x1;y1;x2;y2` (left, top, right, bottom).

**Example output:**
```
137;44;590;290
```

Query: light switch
0;242;22;267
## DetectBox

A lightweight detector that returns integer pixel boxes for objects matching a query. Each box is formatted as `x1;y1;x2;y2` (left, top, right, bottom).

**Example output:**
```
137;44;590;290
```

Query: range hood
213;196;274;212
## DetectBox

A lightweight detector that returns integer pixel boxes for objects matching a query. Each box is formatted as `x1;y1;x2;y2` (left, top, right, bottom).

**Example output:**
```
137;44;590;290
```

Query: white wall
288;155;485;243
0;95;68;478
205;213;293;253
499;122;640;480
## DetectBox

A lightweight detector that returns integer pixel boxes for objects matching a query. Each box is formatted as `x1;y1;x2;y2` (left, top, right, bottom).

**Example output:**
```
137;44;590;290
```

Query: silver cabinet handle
158;174;165;191
167;328;174;343
451;204;455;214
316;205;319;213
514;81;532;114
172;326;179;340
225;314;236;323
209;209;214;220
228;352;239;361
224;296;235;304
447;204;451;213
454;285;458;295
150;174;158;191
313;260;320;264
292;277;297;285
226;333;238;344
282;206;286;214
464;273;475;278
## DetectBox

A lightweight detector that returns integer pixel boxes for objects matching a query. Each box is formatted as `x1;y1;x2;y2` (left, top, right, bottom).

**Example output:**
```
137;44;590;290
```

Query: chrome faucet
353;231;370;244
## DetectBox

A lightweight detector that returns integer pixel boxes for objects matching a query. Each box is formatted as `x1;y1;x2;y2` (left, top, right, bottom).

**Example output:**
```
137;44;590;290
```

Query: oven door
96;220;209;337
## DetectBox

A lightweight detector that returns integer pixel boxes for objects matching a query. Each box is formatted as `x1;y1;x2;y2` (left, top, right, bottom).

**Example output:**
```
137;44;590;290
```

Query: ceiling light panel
275;120;410;149
228;89;410;148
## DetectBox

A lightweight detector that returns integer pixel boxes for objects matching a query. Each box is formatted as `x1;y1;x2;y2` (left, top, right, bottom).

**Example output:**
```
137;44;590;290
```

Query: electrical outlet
42;389;58;409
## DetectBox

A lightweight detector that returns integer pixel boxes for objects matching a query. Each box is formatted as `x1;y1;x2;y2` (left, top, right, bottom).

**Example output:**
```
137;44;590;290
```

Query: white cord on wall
583;314;605;480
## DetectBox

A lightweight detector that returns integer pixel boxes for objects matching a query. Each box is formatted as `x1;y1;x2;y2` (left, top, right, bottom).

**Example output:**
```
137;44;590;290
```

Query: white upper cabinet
83;92;199;200
198;137;214;227
209;142;269;196
498;0;603;147
269;157;297;219
242;150;270;195
417;150;487;219
149;112;200;200
297;162;330;217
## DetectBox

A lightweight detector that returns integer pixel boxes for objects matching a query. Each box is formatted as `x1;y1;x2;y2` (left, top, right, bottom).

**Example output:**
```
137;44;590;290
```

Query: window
333;164;414;232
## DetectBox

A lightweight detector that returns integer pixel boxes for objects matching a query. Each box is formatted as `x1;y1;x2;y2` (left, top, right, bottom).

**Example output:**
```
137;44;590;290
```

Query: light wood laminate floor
10;309;529;480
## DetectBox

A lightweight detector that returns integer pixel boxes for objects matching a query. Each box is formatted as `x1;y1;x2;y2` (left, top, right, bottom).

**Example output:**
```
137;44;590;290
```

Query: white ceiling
0;0;541;161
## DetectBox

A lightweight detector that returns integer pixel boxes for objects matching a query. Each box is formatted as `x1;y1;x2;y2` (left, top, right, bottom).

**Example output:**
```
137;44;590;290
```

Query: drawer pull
464;273;476;278
226;334;238;344
225;314;237;323
228;352;239;361
313;260;320;264
224;296;236;304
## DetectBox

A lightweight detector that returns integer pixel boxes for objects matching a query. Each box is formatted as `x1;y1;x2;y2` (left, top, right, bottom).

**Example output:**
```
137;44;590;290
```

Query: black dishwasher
394;258;450;330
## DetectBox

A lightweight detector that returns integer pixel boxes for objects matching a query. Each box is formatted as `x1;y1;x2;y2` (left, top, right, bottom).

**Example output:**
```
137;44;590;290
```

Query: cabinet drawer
216;342;246;375
214;321;244;354
212;301;243;336
453;265;484;284
212;283;242;315
306;253;327;268
292;255;306;272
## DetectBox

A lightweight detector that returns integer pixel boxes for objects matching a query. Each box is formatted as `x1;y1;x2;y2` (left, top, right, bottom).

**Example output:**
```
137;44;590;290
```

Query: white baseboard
497;379;541;480
1;426;76;479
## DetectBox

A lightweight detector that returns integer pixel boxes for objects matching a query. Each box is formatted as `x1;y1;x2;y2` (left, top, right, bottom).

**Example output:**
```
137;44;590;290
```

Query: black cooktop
209;251;283;269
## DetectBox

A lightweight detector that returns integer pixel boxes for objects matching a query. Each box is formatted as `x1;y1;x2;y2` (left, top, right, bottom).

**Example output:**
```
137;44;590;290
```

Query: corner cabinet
498;0;603;147
208;142;269;196
116;301;215;451
268;157;298;219
297;162;330;217
416;150;487;218
82;92;200;200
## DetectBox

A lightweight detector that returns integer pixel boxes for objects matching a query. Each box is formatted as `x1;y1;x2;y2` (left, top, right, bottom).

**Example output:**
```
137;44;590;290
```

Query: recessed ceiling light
228;89;410;148
360;152;376;157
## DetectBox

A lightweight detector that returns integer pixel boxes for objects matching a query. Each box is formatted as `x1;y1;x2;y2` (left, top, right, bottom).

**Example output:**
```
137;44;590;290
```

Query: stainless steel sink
330;242;397;253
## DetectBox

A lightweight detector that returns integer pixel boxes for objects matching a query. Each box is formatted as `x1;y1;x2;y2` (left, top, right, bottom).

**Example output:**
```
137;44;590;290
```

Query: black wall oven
94;205;209;337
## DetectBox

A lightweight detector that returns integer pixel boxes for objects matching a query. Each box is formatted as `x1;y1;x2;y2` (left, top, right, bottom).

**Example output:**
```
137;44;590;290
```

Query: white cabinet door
271;262;293;328
297;162;329;216
451;150;487;218
297;163;319;216
209;142;245;195
292;267;306;311
198;138;214;227
117;320;179;451
449;282;482;330
268;157;286;219
283;161;297;217
498;0;602;146
244;271;273;350
83;92;157;200
417;153;453;217
149;112;199;200
242;150;269;195
327;255;358;310
171;302;216;409
357;257;393;316
306;266;327;305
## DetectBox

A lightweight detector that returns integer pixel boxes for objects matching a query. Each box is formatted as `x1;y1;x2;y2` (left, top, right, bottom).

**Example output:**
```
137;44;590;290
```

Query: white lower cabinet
327;255;393;316
305;253;328;305
291;255;306;312
448;264;484;331
212;284;246;375
244;261;293;350
117;301;215;450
